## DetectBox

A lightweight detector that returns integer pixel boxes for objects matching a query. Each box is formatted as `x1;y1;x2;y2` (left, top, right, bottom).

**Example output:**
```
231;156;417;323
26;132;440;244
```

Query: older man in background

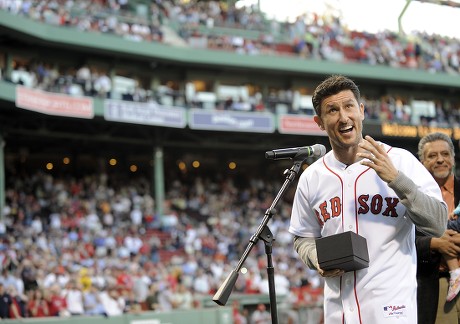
416;132;460;324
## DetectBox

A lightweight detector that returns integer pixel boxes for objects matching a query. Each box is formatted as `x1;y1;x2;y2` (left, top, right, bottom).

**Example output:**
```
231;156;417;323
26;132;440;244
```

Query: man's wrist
429;237;438;250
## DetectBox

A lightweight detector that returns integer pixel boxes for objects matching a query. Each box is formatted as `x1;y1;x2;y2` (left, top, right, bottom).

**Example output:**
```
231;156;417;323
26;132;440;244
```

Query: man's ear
314;115;323;130
360;103;365;121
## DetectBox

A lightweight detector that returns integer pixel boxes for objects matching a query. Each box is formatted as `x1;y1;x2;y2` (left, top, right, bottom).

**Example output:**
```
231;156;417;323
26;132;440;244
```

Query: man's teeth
340;126;353;132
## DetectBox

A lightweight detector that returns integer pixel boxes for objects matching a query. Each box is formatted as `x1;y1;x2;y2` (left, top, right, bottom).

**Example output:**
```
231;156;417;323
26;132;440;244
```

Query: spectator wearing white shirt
62;280;84;315
99;287;124;316
30;216;43;235
192;268;210;295
171;282;194;310
42;266;69;289
123;233;143;256
130;206;143;227
250;303;271;324
257;272;290;296
93;73;112;98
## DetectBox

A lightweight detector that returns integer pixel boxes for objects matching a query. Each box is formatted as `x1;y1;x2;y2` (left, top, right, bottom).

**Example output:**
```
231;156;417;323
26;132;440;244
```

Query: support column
0;134;4;222
4;52;13;81
154;146;165;220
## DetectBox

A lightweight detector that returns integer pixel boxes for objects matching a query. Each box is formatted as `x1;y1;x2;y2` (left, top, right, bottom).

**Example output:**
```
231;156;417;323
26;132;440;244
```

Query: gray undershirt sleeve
293;236;319;270
388;171;447;237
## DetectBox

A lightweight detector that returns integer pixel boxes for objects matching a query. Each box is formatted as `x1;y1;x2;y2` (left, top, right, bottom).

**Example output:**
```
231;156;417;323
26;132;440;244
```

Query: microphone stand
212;154;309;324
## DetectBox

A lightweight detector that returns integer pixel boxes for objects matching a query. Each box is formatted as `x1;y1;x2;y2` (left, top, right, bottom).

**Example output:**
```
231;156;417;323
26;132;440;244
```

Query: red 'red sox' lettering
330;197;341;217
318;196;341;222
317;195;400;223
319;201;330;222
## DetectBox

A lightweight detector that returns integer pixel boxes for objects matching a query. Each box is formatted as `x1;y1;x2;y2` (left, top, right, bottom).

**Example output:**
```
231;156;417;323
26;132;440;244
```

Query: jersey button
349;307;354;312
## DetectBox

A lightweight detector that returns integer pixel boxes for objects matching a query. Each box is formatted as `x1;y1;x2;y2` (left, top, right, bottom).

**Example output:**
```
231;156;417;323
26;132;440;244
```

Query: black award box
315;231;369;272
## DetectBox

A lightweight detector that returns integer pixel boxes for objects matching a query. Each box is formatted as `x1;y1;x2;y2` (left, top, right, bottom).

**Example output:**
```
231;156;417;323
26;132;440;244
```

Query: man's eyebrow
324;98;355;108
324;101;339;108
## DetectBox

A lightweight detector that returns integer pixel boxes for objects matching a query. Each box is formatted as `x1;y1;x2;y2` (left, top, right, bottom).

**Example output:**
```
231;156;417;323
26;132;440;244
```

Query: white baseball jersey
289;143;444;324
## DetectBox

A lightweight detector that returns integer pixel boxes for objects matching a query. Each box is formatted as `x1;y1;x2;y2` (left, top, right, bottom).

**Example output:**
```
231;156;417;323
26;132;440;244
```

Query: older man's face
422;140;455;181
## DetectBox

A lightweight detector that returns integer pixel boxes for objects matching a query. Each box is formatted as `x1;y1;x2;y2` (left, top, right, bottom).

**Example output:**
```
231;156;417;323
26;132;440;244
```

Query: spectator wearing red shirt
232;299;248;324
46;285;68;317
8;285;27;319
115;267;133;290
27;289;49;318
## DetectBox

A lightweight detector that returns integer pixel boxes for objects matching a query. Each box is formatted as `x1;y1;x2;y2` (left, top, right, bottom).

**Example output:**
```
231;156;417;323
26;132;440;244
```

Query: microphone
265;144;326;160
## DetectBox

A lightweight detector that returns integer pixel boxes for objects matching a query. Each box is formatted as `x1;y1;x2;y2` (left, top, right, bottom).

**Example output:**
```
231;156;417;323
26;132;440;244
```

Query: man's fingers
450;233;460;245
320;269;345;278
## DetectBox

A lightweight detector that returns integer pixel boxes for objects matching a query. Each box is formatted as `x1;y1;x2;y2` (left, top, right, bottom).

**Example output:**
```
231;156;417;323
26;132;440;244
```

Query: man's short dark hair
312;75;361;116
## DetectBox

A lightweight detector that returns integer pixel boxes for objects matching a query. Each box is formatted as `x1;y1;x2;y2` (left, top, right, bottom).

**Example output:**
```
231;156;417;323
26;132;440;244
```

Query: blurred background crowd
1;169;324;323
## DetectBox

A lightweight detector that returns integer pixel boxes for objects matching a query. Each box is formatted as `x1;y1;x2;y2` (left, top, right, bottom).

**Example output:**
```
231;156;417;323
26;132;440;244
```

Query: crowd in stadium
5;59;460;128
0;169;324;322
1;0;459;73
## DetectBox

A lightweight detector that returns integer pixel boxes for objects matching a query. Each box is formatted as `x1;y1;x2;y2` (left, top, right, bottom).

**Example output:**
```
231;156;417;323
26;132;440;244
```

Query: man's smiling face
422;139;455;182
314;89;365;151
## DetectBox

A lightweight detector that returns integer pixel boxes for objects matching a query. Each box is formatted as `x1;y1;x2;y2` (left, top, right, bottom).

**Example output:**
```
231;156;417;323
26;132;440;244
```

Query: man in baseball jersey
289;75;447;324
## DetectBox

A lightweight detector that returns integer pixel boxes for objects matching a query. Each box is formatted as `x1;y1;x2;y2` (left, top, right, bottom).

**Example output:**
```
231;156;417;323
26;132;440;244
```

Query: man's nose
436;154;444;162
338;109;348;122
